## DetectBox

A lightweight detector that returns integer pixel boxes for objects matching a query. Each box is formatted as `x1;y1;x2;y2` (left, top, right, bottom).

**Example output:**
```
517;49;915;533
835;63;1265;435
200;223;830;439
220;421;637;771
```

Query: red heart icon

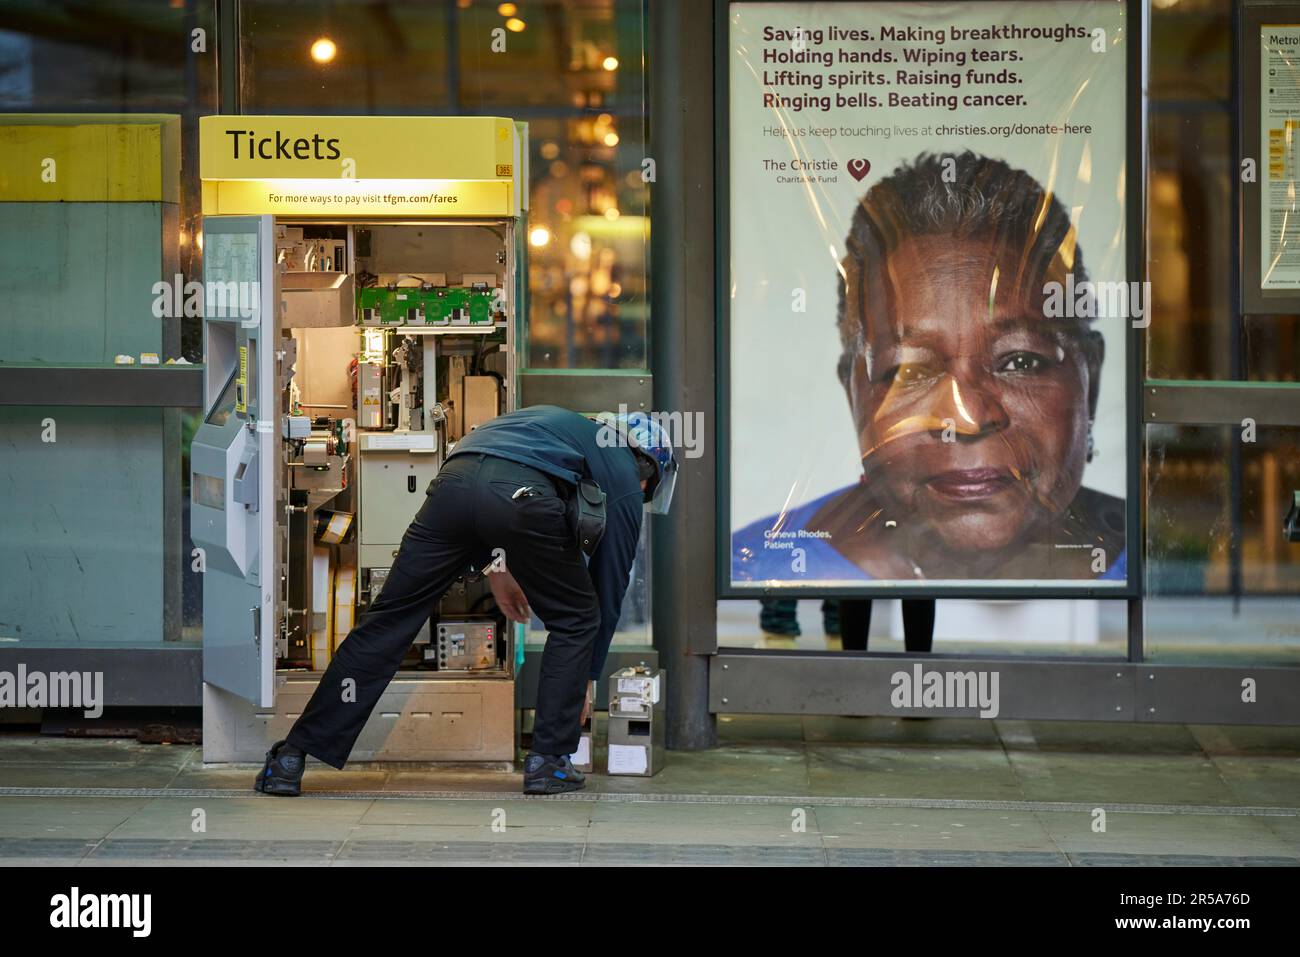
847;158;871;181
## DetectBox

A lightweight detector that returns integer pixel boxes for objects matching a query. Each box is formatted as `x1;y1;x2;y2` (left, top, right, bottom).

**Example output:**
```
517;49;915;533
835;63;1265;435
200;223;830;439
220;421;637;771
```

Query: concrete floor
1;716;1298;866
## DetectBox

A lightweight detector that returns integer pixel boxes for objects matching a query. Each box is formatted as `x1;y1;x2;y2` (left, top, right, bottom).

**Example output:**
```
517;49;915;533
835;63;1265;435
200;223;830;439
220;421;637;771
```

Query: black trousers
839;599;936;653
286;453;597;768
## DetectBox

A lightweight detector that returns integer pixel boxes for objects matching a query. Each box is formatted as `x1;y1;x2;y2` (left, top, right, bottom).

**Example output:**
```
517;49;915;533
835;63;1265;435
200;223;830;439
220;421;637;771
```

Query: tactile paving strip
581;843;826;866
88;838;340;861
1070;852;1298;867
2;786;1298;818
0;838;101;861
340;840;581;864
827;848;1065;866
2;838;1294;866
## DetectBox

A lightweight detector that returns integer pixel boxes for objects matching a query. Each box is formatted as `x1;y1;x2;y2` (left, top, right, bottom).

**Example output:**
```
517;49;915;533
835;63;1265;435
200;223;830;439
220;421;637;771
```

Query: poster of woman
726;1;1133;590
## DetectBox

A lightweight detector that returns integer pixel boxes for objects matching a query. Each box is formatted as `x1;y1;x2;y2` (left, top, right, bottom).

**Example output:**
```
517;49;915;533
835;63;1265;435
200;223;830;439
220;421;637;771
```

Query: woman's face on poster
842;234;1102;557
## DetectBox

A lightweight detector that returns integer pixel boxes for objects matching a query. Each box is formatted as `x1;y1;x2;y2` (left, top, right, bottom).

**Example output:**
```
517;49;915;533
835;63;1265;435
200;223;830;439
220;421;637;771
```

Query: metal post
445;0;461;113
648;0;717;750
1127;596;1144;662
1229;0;1245;613
216;0;240;115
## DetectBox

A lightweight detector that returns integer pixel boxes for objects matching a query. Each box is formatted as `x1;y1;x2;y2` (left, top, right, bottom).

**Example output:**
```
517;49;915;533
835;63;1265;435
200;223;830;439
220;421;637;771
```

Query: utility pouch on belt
573;478;607;556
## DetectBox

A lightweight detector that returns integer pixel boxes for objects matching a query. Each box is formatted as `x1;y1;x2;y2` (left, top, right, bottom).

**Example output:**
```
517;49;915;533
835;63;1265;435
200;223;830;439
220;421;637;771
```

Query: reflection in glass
1146;425;1300;664
238;0;649;371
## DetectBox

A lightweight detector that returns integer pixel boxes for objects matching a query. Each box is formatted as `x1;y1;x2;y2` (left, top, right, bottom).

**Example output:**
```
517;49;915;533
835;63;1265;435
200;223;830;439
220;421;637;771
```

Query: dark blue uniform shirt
448;405;643;681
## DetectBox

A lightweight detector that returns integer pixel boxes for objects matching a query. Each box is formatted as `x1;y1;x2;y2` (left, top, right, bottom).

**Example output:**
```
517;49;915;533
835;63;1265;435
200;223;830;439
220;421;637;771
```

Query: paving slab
996;720;1203;754
341;824;589;845
1006;751;1239;806
584;821;823;847
589;744;809;796
360;798;593;828
806;744;1023;800
815;806;1058;853
1190;725;1300;756
1035;809;1298;860
104;796;374;842
1208;755;1300;808
804;716;1001;747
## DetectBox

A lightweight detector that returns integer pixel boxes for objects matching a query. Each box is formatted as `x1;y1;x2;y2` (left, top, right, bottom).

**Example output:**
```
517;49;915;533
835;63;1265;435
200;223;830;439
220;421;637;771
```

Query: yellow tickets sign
199;115;520;217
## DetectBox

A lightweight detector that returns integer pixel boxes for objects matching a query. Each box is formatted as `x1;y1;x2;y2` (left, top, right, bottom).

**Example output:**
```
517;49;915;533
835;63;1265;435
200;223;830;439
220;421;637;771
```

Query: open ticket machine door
192;116;528;763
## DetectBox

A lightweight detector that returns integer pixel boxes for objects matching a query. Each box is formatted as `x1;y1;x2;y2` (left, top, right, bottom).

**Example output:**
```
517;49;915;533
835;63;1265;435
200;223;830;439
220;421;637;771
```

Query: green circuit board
357;286;497;326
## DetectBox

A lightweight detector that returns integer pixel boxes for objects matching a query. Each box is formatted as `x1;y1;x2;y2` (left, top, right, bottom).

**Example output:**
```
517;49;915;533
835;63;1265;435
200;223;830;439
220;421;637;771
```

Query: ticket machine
192;116;527;763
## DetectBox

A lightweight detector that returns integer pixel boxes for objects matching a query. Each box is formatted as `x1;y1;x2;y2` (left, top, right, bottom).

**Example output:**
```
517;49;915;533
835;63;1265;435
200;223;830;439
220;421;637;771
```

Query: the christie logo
227;129;341;160
890;664;1000;718
49;887;151;937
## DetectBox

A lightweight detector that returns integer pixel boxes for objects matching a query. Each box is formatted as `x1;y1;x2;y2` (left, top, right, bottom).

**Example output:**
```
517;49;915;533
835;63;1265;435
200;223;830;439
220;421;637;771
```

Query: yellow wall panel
0;115;180;203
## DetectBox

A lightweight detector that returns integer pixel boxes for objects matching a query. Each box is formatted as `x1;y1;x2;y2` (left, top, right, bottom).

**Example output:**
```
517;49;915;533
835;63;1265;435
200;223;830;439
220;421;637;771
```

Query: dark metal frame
0;365;203;408
713;0;1146;601
518;370;653;412
1240;1;1300;316
649;0;721;748
709;650;1300;726
217;0;239;115
0;646;201;708
1147;380;1300;426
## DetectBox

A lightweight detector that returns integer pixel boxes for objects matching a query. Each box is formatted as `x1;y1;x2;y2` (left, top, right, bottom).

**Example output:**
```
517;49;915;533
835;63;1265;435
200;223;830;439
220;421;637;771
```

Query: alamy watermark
50;887;150;937
890;663;1000;718
1042;276;1151;328
152;273;260;320
595;403;704;459
0;664;103;718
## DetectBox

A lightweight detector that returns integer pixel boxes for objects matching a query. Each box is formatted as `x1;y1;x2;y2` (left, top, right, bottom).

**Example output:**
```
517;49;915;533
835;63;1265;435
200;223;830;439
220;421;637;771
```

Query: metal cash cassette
606;664;665;776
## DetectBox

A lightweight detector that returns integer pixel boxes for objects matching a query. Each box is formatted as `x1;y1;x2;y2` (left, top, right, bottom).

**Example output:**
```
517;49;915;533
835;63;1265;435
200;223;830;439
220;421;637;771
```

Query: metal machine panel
203;676;517;763
195;214;278;708
463;375;499;432
435;620;497;671
192;413;255;574
359;447;438;547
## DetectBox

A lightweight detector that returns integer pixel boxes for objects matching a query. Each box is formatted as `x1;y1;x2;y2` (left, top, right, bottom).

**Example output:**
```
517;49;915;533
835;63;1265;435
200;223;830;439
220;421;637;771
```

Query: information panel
1261;24;1300;291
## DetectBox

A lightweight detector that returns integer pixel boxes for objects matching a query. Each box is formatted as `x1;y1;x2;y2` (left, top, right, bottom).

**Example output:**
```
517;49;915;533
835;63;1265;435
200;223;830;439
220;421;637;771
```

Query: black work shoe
254;740;305;796
522;752;586;795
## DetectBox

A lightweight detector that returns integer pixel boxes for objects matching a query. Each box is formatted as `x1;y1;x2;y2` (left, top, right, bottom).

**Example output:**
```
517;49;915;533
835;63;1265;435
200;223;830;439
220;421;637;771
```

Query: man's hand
580;680;595;727
487;567;531;623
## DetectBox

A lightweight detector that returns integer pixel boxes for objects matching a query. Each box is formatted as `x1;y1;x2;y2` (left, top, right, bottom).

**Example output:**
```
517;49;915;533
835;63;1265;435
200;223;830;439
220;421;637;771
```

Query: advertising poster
727;0;1132;591
1261;23;1300;290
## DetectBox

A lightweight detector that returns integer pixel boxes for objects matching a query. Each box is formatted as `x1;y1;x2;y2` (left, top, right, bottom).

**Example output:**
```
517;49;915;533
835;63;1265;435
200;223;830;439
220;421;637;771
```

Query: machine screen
194;473;226;510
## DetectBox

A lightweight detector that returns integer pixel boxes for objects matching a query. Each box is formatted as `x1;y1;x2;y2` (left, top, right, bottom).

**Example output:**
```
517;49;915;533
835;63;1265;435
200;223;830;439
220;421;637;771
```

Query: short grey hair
836;150;1088;387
